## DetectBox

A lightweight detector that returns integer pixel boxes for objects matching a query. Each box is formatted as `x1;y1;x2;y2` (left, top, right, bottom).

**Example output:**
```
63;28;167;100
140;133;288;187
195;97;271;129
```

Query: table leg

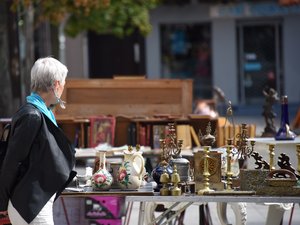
265;205;285;225
217;202;247;225
154;202;181;224
138;201;146;225
124;201;133;225
160;202;193;225
60;197;71;225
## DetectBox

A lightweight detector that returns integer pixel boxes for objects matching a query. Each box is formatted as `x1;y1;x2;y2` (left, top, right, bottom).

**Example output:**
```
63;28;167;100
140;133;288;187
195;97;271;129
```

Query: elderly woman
0;57;76;224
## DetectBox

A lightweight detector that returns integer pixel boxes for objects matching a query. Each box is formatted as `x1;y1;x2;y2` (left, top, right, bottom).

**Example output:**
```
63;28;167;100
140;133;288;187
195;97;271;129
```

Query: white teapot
118;145;145;190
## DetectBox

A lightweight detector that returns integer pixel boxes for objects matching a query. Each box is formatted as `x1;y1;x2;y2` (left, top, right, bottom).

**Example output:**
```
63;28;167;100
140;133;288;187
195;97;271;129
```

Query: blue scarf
26;92;58;126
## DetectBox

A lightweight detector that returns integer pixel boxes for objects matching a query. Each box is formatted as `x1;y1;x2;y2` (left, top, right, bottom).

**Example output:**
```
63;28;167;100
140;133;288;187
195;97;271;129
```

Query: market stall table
61;187;299;225
126;194;300;225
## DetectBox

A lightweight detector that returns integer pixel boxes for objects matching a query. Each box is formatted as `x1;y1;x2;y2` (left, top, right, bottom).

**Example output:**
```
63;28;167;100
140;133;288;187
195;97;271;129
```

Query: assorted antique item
91;150;113;191
275;95;296;140
151;139;173;191
198;121;216;146
240;141;300;196
72;94;300;198
118;145;145;190
197;146;215;195
151;123;193;194
261;87;278;137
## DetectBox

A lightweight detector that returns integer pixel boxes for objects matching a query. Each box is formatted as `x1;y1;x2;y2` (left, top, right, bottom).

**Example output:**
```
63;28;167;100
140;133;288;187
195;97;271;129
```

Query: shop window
160;23;212;100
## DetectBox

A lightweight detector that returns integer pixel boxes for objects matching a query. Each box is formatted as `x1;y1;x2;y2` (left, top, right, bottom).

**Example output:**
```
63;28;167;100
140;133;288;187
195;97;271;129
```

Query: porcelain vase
91;150;113;190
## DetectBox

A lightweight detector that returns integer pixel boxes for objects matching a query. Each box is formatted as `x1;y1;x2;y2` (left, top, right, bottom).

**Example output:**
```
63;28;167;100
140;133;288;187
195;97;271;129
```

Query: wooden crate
56;78;193;117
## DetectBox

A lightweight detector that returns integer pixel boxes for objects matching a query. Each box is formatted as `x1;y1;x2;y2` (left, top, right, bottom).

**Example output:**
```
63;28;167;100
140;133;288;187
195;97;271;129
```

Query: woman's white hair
31;57;68;92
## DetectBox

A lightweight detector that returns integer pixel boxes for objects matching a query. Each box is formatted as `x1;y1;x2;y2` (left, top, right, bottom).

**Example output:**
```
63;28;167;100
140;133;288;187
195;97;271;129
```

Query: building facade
65;2;300;108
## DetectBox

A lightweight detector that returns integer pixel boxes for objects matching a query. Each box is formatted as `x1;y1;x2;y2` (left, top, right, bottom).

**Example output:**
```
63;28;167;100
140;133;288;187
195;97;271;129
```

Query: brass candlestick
198;146;214;195
226;139;234;190
160;166;170;196
223;100;235;144
250;140;256;149
166;123;183;159
268;144;276;171
136;144;141;152
160;139;168;163
297;144;300;175
171;165;181;196
236;124;255;159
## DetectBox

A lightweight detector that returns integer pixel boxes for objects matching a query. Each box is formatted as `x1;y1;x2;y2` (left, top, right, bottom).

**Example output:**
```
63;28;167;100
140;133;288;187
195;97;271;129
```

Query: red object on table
0;216;11;225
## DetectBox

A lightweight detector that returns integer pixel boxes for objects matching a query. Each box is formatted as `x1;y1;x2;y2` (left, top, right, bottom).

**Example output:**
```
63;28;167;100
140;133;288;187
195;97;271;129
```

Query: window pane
237;22;282;104
160;23;212;99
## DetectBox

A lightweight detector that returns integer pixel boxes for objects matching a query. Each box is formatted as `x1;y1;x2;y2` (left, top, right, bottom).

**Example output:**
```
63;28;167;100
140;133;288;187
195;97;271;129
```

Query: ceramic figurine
262;87;278;137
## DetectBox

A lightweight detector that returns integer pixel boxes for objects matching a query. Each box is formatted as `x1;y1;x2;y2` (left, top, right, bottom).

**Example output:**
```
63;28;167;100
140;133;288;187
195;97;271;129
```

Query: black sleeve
0;111;41;211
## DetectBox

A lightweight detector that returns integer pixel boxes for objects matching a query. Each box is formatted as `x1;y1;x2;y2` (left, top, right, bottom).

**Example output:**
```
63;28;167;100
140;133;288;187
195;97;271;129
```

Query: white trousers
8;194;55;225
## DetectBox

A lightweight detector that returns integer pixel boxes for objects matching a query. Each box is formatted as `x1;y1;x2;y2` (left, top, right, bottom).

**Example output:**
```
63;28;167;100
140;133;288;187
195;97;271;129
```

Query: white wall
283;15;300;104
212;18;238;104
65;33;89;78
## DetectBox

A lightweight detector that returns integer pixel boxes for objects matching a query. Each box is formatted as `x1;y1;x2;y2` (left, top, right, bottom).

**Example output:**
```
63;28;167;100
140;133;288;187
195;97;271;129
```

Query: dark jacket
0;103;76;223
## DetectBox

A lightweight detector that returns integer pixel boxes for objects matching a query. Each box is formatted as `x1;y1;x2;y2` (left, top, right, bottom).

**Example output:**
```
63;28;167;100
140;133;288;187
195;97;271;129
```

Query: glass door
237;20;282;104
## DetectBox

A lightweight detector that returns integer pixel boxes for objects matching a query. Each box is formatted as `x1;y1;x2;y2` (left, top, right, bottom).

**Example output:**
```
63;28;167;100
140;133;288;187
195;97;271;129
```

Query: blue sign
210;2;300;18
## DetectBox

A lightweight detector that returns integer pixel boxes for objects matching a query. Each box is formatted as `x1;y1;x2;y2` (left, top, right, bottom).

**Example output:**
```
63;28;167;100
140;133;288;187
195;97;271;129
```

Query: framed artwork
89;116;116;147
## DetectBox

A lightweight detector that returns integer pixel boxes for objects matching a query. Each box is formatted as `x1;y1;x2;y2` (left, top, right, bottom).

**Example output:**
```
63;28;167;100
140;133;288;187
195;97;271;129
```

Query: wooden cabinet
55;78;194;148
52;78;255;148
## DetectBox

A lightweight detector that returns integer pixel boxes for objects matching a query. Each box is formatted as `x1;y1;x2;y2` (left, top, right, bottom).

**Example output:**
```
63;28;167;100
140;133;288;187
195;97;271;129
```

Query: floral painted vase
91;150;113;191
118;146;145;190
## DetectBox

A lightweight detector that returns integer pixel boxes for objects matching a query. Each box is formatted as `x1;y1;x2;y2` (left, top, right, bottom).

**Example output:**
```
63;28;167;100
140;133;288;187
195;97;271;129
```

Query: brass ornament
197;146;214;195
268;144;276;171
226;139;234;190
171;165;182;196
236;124;255;159
160;166;170;196
198;121;216;147
165;123;183;160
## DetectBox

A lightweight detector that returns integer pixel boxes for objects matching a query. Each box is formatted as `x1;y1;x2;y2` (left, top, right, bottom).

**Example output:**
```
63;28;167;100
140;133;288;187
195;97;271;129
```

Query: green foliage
12;0;161;38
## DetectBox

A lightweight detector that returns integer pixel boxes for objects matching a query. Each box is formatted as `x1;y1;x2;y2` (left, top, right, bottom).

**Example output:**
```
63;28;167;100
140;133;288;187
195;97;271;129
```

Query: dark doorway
88;31;146;78
237;20;283;104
